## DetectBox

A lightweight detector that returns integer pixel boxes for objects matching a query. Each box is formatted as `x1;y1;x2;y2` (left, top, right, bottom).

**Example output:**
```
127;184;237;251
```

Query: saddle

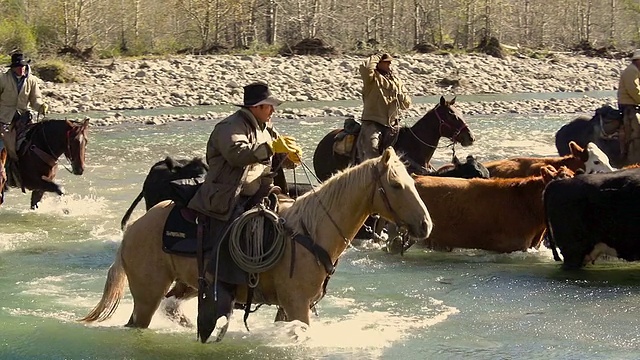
161;186;281;259
333;117;360;156
332;117;399;157
595;105;624;140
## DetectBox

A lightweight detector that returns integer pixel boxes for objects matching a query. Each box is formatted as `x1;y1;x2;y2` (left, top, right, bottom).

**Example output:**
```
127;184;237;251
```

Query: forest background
0;0;638;59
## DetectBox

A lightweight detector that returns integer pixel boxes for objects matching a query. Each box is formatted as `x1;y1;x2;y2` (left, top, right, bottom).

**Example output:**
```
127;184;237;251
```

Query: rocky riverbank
40;52;624;126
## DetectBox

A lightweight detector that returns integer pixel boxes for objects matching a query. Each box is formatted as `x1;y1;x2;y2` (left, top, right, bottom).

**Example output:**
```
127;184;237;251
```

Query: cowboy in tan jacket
356;53;411;161
187;81;302;344
0;53;48;181
618;49;640;165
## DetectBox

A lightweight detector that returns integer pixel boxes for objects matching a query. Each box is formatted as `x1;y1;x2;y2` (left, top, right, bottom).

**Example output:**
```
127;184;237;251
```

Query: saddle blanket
162;206;211;256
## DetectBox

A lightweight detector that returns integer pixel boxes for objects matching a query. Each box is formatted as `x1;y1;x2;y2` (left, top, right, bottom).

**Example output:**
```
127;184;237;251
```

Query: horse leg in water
276;287;311;325
163;281;198;328
30;190;46;209
30;181;64;209
125;268;174;328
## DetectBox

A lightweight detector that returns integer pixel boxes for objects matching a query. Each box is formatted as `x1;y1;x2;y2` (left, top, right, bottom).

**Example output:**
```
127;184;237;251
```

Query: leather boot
197;280;236;343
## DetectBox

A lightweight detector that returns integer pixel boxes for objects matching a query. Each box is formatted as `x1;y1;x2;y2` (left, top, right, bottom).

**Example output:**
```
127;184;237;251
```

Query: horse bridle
409;104;468;149
371;164;408;232
39;123;85;173
434;104;469;143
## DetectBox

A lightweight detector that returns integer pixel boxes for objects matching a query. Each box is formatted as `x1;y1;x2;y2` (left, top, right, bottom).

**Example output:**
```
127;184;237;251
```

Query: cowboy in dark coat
188;81;302;343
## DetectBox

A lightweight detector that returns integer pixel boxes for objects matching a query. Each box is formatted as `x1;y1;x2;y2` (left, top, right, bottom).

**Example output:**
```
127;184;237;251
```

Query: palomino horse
8;118;89;209
80;148;432;340
313;96;475;181
555;105;624;167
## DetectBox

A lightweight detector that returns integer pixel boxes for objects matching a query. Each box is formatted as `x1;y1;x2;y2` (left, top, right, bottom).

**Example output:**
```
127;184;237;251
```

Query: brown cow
409;165;574;253
483;141;596;178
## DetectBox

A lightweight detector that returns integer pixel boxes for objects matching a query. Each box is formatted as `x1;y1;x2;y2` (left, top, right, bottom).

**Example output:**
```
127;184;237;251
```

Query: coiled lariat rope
228;204;287;288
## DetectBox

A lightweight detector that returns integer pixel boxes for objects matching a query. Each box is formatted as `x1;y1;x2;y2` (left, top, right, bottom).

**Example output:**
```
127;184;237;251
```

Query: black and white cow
544;167;640;269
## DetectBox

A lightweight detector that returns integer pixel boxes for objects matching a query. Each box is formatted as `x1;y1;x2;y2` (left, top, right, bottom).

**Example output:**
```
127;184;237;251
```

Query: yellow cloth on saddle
333;133;356;156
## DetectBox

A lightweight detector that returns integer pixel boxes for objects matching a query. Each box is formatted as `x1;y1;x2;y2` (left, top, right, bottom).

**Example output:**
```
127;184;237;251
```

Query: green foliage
0;19;37;55
32;59;77;83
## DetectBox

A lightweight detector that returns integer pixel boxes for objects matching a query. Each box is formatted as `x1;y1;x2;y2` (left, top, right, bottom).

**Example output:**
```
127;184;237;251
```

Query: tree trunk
609;0;616;43
413;0;419;45
265;0;275;44
436;0;443;45
484;0;491;39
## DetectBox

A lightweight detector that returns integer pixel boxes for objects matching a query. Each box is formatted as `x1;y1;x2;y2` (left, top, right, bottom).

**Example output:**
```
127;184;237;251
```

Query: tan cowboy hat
379;53;393;62
630;49;640;61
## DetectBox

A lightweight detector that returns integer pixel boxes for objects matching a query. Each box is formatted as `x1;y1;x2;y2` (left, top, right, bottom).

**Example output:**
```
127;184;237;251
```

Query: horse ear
452;154;461;165
450;96;456;106
381;147;394;165
439;96;446;106
164;156;179;172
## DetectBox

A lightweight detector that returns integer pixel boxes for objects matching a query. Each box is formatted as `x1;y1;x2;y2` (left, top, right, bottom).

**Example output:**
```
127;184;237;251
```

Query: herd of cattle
123;139;639;271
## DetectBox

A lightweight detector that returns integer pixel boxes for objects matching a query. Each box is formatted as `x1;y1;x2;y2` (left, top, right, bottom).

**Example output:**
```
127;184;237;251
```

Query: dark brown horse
9;119;89;209
313;96;475;181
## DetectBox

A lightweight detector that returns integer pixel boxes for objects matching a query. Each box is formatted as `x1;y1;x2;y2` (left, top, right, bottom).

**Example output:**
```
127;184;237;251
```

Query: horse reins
408;104;467;149
39;124;80;173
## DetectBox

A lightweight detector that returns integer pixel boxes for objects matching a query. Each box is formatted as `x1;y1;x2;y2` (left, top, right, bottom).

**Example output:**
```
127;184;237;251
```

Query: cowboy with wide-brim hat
236;81;283;107
7;53;30;68
617;48;640;166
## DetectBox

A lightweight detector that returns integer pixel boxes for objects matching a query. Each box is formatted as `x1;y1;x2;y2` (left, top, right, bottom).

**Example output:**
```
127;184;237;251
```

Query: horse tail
79;245;127;322
120;190;144;230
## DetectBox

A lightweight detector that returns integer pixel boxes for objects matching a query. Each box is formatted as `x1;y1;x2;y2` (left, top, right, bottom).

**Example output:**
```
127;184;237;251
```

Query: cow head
540;165;575;183
570;141;615;174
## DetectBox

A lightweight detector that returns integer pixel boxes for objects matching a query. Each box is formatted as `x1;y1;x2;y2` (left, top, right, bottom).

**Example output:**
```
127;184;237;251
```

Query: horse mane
281;151;405;237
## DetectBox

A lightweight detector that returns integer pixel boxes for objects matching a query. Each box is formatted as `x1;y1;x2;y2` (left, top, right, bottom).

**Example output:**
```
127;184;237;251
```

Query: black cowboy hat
236;82;283;107
7;53;30;68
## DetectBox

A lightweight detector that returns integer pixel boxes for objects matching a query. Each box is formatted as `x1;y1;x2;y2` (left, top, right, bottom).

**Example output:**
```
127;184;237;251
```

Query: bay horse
313;96;475;181
9;118;89;209
555;105;624;167
80;147;432;340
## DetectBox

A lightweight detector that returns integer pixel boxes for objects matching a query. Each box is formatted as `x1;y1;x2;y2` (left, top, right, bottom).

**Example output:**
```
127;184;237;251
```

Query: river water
2;102;639;360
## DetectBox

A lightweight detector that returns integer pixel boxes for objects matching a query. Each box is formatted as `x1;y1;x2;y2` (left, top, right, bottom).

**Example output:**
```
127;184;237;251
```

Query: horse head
64;119;89;175
433;96;475;147
374;147;433;239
